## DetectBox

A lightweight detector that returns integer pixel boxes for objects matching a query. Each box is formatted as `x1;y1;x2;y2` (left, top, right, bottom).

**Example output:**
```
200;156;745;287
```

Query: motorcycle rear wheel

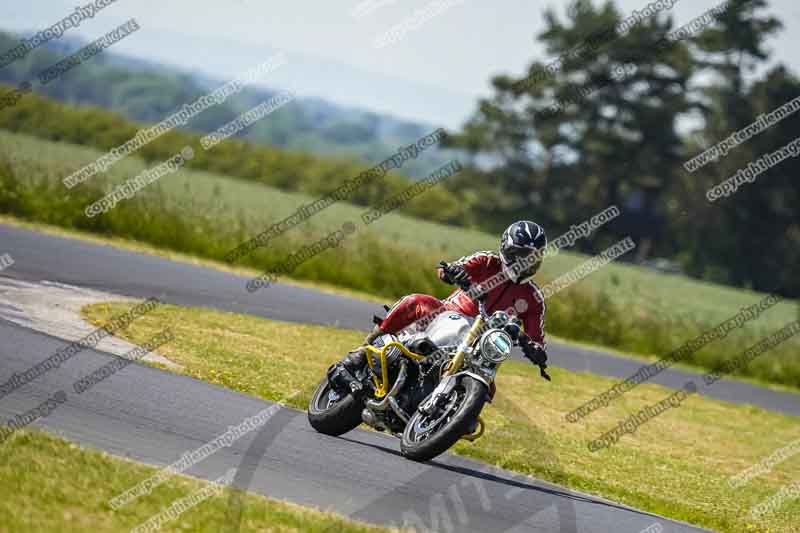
307;377;363;436
400;376;487;462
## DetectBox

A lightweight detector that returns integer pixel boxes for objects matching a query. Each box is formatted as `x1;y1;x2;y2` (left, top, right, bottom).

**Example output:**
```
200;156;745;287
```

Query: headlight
479;329;513;364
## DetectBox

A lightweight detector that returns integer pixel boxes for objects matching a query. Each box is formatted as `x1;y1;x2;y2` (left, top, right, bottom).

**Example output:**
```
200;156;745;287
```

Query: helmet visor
500;246;542;282
501;245;534;263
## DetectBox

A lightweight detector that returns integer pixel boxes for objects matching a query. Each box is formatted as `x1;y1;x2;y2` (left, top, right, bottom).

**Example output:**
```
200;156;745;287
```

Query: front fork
443;316;489;442
420;309;491;445
336;323;489;442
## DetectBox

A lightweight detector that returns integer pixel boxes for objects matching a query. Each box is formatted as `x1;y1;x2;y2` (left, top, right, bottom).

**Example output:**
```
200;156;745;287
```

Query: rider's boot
343;325;384;372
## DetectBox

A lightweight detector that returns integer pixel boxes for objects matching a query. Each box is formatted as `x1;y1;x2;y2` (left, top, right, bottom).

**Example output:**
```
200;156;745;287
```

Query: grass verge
1;210;794;394
83;301;800;533
0;430;397;533
2;129;799;389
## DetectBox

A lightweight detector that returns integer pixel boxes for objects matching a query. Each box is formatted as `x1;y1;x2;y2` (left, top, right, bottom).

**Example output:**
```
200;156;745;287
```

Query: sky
3;0;800;129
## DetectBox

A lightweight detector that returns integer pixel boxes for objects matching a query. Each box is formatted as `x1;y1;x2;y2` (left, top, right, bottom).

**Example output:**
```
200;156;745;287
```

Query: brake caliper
418;375;457;415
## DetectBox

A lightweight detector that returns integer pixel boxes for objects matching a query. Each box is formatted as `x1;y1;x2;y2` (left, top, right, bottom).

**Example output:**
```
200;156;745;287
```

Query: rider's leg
380;294;445;334
342;324;384;371
343;294;444;371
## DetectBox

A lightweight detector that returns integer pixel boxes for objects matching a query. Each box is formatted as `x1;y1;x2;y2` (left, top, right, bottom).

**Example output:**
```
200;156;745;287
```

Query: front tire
400;376;487;462
307;377;363;436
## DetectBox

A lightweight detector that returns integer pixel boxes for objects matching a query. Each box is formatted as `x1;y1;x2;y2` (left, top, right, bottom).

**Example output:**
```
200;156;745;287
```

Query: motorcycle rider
343;220;550;375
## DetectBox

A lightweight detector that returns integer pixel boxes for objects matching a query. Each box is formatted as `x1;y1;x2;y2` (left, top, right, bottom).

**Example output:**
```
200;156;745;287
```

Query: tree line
444;0;799;296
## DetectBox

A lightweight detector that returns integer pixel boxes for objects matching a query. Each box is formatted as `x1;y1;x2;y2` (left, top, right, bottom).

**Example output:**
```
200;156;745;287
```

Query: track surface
0;320;703;532
2;223;797;417
0;223;790;531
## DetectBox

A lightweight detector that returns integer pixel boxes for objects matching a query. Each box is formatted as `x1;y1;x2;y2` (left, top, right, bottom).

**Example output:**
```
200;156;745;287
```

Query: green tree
447;0;696;257
674;0;792;293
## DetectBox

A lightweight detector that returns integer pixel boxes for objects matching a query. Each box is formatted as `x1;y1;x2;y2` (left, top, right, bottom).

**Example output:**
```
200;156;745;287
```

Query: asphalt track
0;222;793;532
2;224;797;417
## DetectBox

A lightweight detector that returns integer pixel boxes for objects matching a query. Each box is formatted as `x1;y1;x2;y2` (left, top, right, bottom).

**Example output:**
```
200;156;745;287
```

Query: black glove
520;337;551;381
438;261;471;291
520;337;547;366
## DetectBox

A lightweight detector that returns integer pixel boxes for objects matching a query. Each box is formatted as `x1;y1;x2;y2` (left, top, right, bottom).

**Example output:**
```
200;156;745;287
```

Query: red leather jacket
440;252;547;347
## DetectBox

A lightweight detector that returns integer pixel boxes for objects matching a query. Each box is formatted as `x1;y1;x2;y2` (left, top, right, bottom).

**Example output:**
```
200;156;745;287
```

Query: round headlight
479;330;513;364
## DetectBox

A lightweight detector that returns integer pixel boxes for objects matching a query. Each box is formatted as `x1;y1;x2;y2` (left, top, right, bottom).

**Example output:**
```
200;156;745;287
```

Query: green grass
2;128;799;389
0;82;466;226
83;301;800;533
0;430;398;533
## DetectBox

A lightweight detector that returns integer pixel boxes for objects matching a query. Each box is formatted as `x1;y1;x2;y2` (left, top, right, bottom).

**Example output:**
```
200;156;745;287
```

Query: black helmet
500;220;547;283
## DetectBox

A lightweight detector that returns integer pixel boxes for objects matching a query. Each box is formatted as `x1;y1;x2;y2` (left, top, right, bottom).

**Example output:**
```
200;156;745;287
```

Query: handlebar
440;260;550;381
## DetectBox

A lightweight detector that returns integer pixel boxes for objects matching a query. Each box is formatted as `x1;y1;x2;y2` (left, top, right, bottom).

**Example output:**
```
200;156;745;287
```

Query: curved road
0;223;794;532
2;224;797;417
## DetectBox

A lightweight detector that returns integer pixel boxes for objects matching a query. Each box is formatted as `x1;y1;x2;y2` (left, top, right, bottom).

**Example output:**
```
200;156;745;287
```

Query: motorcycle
307;262;551;461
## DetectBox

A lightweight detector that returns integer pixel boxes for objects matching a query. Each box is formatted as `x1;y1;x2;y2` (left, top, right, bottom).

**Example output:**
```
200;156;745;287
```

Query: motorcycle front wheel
307;377;363;436
400;375;487;462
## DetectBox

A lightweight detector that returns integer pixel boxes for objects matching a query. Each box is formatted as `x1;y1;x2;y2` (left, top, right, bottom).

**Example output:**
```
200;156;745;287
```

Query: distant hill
0;29;457;179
